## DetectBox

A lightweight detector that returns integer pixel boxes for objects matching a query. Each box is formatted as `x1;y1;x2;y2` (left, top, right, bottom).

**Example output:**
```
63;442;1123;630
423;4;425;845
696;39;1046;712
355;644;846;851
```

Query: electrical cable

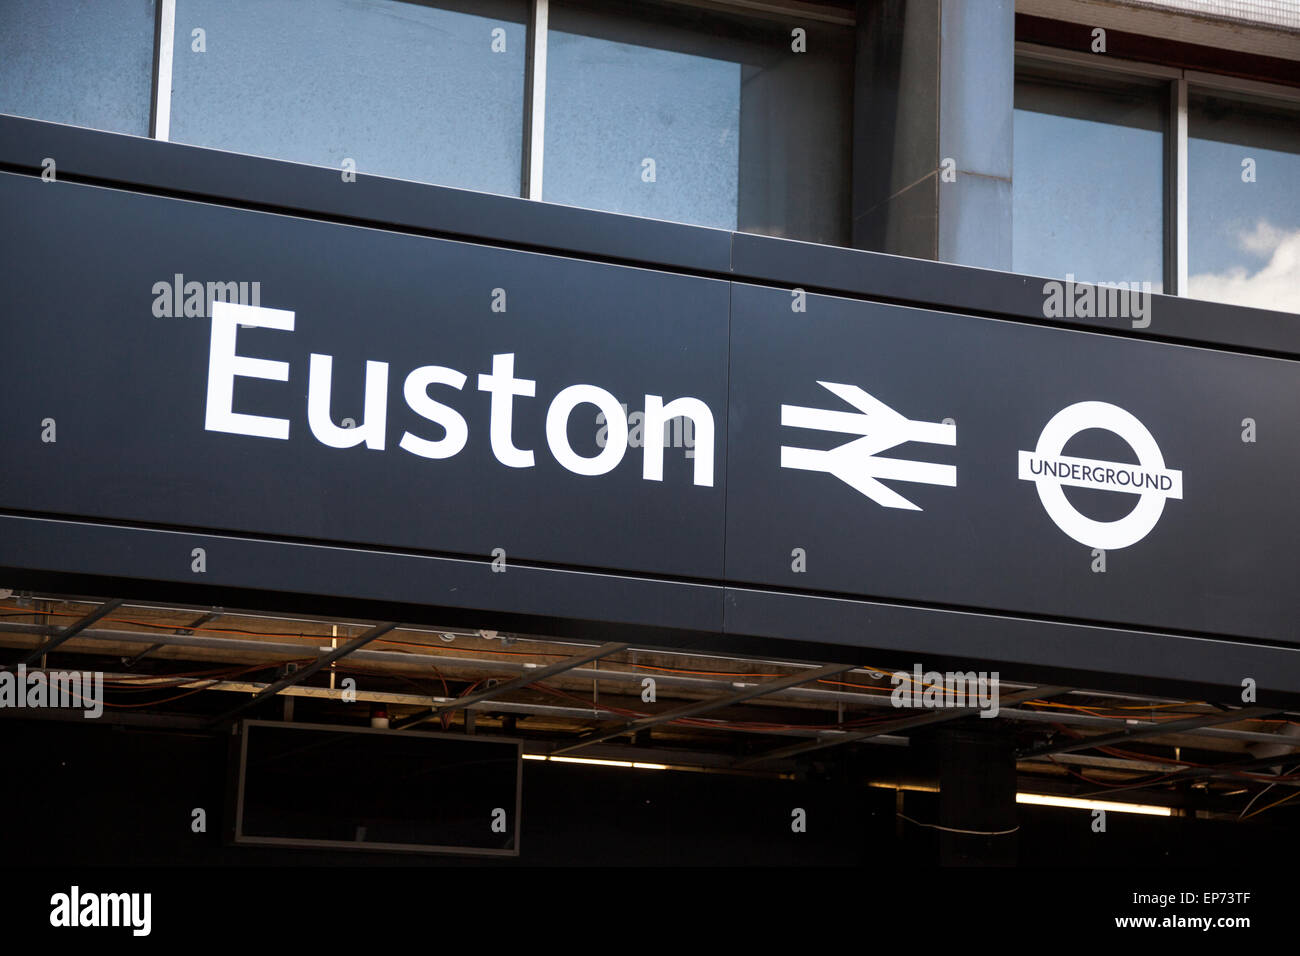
896;813;1019;836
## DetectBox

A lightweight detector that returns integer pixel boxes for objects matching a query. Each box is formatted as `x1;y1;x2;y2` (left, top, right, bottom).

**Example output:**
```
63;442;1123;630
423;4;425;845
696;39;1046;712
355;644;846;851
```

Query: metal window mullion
151;0;176;140
1174;73;1188;296
523;0;548;200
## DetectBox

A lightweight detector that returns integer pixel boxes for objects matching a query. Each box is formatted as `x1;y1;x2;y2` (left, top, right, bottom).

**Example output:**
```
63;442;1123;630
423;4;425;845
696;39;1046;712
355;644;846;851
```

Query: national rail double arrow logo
779;382;957;511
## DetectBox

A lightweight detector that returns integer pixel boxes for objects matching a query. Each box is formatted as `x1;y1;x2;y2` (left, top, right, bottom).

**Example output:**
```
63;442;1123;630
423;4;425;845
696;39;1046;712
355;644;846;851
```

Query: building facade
1;0;1299;880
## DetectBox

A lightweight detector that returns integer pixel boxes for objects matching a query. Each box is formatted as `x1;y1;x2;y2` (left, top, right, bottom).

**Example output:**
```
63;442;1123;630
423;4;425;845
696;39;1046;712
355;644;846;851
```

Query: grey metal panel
0;114;734;274
0;514;725;634
729;231;1300;356
2;114;1297;356
721;586;1300;700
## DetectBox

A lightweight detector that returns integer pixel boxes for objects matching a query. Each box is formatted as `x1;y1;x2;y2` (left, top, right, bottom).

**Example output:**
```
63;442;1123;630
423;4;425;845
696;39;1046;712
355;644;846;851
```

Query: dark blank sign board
235;722;519;855
1;172;1297;649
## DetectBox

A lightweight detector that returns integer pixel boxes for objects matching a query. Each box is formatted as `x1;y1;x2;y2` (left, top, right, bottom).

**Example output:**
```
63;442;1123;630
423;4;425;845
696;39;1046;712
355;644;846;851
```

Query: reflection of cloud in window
1188;221;1300;314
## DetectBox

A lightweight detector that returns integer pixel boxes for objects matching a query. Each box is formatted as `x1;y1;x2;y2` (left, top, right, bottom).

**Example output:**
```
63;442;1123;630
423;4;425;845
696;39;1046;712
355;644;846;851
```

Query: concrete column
919;726;1019;866
852;0;1014;269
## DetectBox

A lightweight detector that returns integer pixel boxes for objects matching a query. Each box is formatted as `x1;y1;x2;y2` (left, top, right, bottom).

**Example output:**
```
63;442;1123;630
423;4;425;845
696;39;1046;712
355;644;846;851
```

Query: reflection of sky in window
544;31;740;228
1188;138;1300;314
0;0;157;136
1013;109;1164;291
170;0;526;196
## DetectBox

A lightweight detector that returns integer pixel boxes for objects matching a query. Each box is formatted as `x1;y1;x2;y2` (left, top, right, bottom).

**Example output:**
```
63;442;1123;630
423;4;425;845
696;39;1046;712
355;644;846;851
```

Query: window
169;0;529;196
8;4;1300;291
2;0;853;243
1013;63;1168;291
1188;90;1300;314
1015;46;1300;315
0;0;157;136
543;0;854;243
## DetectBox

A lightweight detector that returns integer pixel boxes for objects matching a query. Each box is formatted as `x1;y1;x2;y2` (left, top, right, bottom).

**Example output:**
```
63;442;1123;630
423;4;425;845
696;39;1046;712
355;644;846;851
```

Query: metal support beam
124;609;222;668
207;622;395;726
1018;706;1279;759
740;711;972;768
18;599;124;666
17;668;910;746
123;644;165;667
393;641;629;730
736;685;1070;767
553;662;855;755
1077;745;1300;799
0;618;1292;749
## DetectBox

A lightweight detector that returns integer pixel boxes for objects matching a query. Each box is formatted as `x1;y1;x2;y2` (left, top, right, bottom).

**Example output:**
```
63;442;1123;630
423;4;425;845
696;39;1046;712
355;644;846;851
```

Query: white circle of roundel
1030;401;1169;551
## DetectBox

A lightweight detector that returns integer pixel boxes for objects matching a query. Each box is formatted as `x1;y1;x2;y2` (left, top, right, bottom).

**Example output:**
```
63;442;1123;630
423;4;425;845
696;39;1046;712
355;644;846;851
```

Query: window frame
137;5;1300;282
148;0;854;210
1015;40;1300;299
526;0;856;201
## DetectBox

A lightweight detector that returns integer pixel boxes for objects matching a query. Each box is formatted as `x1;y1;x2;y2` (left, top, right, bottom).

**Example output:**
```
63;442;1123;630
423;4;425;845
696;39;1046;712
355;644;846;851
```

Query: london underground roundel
1018;401;1183;550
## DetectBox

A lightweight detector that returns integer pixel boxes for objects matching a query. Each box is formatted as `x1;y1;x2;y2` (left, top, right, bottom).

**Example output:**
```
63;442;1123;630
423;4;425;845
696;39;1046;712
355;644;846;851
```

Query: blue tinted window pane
1189;91;1300;314
0;0;156;136
1013;69;1166;291
171;0;527;196
547;30;740;228
544;0;852;243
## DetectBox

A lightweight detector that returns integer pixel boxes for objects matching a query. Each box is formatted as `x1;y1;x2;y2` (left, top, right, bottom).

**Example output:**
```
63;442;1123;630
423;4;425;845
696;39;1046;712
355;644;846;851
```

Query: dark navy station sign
726;283;1297;644
1;172;1297;646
